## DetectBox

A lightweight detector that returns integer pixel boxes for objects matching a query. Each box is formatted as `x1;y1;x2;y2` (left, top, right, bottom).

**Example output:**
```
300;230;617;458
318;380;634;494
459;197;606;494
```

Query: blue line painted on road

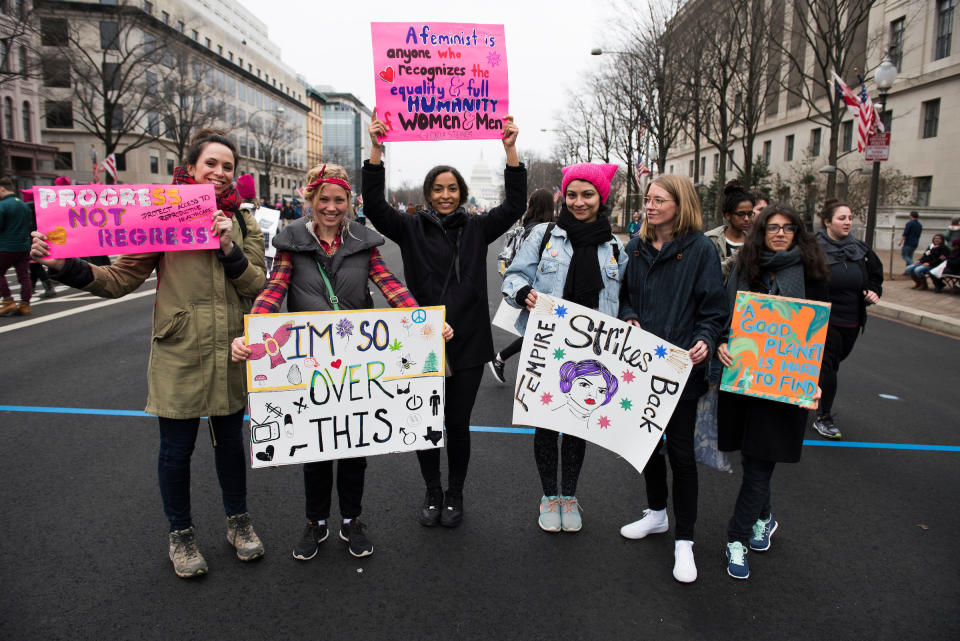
2;405;959;452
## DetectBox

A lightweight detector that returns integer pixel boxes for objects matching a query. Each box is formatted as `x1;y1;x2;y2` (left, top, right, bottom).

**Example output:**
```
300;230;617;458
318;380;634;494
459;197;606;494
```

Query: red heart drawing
378;66;394;83
330;359;342;369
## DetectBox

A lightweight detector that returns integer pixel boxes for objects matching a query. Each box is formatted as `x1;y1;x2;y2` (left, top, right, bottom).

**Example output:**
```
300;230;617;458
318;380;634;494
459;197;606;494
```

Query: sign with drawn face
720;292;830;409
244;307;446;468
511;294;692;474
33;184;220;258
370;22;509;142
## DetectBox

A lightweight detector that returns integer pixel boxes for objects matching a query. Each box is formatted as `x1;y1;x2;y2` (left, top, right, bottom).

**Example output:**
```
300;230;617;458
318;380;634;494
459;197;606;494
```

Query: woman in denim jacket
502;162;627;534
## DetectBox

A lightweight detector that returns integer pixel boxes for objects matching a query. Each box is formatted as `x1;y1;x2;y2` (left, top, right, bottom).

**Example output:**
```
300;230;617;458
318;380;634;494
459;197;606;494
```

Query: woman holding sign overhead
716;203;829;580
617;175;728;584
363;110;524;528
231;162;443;560
501;163;627;533
30;129;266;579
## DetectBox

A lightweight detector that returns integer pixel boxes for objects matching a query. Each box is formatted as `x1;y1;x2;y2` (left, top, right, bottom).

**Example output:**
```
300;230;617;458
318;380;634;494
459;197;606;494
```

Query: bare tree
0;1;45;175
151;54;224;165
248;107;300;202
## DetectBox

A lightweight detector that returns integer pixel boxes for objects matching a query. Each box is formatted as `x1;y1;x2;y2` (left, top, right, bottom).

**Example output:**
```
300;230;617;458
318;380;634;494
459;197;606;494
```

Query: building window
785;134;795;161
21;100;30;142
713;153;719;173
41;19;68;45
688;159;694;177
889;18;905;71
161;10;169;25
841;121;853;152
4;97;13;139
668;165;673;174
43;57;71;87
55;151;73;170
205;37;211;48
217;44;223;55
163;115;175;140
102;62;120;91
936;0;954;60
166;158;174;175
914;176;932;206
178;20;185;33
809;128;822;156
114;153;126;172
192;29;198;41
238;57;243;67
728;150;735;171
143;1;152;15
763;140;772;165
45;101;73;128
150;156;159;173
18;45;26;75
922;99;940;138
700;156;706;176
228;51;233;62
147;112;159;136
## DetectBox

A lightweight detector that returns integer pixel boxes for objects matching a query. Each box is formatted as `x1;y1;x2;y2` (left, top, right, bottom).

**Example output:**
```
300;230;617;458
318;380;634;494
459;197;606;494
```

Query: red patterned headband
305;164;351;195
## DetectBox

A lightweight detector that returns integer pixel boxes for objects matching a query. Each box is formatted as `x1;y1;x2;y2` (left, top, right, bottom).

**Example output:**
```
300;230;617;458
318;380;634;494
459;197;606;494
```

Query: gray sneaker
812;415;842;439
538;495;562;532
559;496;583;532
168;527;208;578
226;513;265;561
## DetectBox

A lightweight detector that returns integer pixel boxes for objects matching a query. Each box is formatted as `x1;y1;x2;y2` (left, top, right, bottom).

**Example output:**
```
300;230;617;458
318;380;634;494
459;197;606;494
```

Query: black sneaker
440;490;464;528
812;415;842;439
292;521;328;561
488;357;506;384
339;518;374;558
418;488;444;527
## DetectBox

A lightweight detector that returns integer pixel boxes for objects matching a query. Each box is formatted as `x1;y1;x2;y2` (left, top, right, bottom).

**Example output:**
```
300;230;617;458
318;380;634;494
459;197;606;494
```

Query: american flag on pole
552;186;560;203
634;153;652;189
831;71;861;118
101;153;118;181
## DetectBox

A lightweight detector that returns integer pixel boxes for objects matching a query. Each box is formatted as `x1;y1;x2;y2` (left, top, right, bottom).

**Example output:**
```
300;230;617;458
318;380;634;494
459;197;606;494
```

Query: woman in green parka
30;129;267;579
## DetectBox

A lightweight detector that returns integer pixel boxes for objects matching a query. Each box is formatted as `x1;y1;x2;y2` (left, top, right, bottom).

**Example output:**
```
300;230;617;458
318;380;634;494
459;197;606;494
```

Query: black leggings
303;457;366;521
642;398;699;541
818;324;860;417
416;364;484;494
498;336;524;361
727;454;775;545
534;429;586;496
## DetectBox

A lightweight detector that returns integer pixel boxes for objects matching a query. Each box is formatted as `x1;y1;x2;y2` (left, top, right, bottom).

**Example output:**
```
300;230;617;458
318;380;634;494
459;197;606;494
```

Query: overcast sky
236;0;624;188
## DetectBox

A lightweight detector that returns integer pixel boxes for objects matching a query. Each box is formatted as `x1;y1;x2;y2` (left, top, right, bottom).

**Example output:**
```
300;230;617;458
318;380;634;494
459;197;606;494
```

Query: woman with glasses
618;176;728;583
716;204;830;580
812;199;883;439
705;180;755;270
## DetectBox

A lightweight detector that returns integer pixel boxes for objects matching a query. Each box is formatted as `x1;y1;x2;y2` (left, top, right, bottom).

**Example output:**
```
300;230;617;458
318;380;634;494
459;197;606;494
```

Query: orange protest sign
720;292;831;409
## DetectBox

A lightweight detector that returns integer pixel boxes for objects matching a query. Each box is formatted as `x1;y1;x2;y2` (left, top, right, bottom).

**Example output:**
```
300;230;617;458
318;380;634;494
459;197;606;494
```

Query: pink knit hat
236;174;256;199
21;188;33;202
561;163;619;204
54;176;71;186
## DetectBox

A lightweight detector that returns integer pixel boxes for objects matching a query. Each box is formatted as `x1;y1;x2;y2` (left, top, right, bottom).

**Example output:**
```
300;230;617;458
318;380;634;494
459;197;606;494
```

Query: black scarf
728;246;806;310
556;205;612;309
816;229;867;265
423;206;468;286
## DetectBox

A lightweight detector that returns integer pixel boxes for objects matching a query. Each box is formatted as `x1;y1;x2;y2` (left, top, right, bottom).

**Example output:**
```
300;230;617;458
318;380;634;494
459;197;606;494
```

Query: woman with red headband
364;111;524;528
231;162;449;560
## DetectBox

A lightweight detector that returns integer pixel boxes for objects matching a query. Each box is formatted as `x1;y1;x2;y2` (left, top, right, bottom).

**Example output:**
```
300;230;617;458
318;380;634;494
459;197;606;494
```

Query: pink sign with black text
370;22;509;142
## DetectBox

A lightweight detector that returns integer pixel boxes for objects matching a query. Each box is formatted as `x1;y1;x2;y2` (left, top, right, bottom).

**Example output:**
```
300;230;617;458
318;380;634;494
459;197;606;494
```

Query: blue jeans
905;263;932;280
157;408;248;531
901;244;917;267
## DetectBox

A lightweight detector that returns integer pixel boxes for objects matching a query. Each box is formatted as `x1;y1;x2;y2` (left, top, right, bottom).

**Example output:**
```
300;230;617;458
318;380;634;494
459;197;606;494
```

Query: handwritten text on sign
720;292;831;409
244;307;446;468
512;295;692;474
371;22;508;142
34;184;219;258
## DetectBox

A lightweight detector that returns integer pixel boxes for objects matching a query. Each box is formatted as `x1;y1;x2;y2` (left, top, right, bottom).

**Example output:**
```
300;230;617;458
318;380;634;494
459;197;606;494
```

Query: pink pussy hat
21;188;33;202
560;163;619;204
236;173;256;199
54;176;71;186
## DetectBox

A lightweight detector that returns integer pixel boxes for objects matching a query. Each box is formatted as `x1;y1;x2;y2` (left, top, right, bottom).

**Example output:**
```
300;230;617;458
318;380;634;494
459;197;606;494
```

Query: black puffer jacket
362;160;527;369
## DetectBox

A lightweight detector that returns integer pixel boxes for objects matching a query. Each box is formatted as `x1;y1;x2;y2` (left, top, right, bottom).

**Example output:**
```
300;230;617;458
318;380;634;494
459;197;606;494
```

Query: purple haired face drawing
555;359;619;424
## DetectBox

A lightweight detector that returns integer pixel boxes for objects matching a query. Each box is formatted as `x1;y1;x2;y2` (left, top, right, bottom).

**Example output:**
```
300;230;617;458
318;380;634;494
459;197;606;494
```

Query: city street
1;239;958;641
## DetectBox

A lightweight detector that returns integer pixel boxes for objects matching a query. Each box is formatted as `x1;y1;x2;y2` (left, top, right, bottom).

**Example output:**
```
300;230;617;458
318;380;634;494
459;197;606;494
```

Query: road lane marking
0;288;156;334
1;407;958;452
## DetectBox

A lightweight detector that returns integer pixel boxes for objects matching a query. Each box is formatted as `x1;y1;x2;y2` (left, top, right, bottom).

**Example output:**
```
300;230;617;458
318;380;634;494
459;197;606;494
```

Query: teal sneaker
726;541;750;580
559;496;582;532
538;496;562;532
749;515;778;552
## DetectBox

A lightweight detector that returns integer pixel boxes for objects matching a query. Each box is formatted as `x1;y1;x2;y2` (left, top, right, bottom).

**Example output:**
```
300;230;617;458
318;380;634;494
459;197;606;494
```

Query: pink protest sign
34;184;220;258
371;22;508;142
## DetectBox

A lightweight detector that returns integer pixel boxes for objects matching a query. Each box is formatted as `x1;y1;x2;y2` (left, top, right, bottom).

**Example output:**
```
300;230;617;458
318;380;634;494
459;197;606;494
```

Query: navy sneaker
726;542;750;580
749;515;778;552
812;415;842;439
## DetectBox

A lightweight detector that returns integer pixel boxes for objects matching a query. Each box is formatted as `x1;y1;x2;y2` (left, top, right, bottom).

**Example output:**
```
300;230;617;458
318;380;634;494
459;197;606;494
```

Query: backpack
497;224;528;269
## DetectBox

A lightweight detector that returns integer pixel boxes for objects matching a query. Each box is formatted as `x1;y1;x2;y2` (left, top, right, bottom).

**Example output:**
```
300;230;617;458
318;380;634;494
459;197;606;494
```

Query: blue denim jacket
501;222;628;334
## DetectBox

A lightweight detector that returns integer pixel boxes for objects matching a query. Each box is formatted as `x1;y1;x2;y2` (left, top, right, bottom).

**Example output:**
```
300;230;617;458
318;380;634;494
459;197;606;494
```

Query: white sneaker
619;508;669;539
672;540;697;583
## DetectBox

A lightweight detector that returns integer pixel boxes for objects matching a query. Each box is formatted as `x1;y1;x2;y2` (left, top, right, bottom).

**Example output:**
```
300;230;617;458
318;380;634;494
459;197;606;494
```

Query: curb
869;302;960;338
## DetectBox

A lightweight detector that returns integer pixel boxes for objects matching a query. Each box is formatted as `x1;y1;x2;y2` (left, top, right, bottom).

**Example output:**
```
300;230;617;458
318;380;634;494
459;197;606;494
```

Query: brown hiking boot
0;298;15;316
16;301;30;316
226;513;264;561
168;527;208;578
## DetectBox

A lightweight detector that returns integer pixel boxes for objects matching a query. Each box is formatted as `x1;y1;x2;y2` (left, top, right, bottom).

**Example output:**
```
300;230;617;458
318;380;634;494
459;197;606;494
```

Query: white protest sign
252;205;280;258
512;294;692;474
244;307;446;468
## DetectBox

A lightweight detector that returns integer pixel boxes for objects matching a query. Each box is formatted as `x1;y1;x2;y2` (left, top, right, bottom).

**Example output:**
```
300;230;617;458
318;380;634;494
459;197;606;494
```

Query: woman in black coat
363;112;525;528
617;175;729;584
717;203;830;580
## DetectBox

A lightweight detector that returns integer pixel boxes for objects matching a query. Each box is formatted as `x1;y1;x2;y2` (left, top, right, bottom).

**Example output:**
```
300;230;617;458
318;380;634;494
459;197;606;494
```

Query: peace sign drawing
411;309;427;324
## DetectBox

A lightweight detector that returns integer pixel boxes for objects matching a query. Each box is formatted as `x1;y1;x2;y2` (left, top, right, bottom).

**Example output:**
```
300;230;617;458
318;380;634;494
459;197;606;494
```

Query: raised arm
361;109;408;243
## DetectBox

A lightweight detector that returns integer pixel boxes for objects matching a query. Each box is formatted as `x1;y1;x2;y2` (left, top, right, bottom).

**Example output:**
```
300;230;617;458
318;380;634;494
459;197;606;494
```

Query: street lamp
864;55;897;249
818;165;870;200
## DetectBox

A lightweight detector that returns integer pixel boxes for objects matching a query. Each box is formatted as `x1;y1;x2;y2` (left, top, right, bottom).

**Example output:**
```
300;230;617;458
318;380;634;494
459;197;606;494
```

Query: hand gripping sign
511;294;692;475
244;307;447;468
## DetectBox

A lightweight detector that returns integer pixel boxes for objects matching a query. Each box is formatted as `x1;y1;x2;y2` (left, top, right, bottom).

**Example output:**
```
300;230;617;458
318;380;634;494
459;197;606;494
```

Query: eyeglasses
732;211;754;218
765;224;798;235
642;196;674;208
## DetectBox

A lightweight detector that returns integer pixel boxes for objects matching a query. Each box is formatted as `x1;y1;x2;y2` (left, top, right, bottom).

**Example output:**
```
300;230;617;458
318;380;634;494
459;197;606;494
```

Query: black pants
727;454;775;545
416;364;483;494
818;324;860;417
498;336;524;361
303;457;366;521
534;429;586;496
643;398;699;541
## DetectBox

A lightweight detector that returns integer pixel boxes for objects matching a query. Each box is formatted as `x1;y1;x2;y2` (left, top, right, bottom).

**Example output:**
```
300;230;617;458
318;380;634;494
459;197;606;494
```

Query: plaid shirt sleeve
369;247;418;308
250;251;292;314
